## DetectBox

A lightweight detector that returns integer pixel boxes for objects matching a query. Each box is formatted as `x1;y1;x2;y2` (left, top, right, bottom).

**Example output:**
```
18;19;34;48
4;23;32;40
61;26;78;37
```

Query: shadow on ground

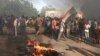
68;36;100;48
66;44;100;56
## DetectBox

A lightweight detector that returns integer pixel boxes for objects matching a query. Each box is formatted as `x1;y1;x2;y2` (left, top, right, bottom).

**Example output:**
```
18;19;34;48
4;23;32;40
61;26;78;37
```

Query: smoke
81;0;100;19
30;0;84;10
70;0;100;18
30;0;100;18
43;0;72;10
70;0;85;7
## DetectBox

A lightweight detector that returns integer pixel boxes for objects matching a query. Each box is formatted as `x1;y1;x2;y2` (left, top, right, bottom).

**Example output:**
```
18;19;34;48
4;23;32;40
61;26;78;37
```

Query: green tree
0;0;38;16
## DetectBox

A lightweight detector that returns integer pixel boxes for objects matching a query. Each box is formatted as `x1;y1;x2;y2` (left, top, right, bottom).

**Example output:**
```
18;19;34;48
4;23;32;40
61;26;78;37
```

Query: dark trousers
0;25;3;34
46;26;51;36
52;29;58;39
20;26;26;35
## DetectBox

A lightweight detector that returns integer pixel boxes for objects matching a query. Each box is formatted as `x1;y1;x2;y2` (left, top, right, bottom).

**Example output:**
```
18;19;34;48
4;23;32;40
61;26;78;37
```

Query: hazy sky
30;0;73;11
29;0;100;18
30;0;86;10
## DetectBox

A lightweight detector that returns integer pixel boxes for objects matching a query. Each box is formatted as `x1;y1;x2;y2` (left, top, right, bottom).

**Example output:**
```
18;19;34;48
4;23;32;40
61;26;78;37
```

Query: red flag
61;11;70;22
61;7;77;22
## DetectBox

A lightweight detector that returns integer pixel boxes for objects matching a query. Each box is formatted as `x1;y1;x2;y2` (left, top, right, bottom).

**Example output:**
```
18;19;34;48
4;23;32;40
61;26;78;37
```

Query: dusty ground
0;34;100;56
28;34;100;56
0;27;100;56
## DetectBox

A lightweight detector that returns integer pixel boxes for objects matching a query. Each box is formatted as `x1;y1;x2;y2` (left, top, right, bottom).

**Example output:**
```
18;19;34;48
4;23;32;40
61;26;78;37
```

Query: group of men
0;15;100;44
0;15;34;37
68;18;100;44
43;17;100;44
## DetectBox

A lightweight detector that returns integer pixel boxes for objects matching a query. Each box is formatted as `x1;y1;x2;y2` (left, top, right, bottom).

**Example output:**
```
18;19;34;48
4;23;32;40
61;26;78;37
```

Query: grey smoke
80;0;100;19
30;0;100;19
59;0;100;19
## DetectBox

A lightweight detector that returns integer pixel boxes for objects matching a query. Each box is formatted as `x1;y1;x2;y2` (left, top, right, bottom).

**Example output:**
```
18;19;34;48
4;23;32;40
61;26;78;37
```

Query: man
7;15;14;36
0;16;4;34
19;16;26;35
51;18;58;39
45;17;51;36
14;18;19;37
35;15;43;37
66;22;71;37
57;20;66;41
96;22;100;44
84;21;91;41
78;18;85;42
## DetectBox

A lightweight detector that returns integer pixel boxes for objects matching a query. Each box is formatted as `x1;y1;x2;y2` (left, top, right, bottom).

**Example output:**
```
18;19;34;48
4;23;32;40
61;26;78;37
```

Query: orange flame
33;41;54;51
27;40;54;56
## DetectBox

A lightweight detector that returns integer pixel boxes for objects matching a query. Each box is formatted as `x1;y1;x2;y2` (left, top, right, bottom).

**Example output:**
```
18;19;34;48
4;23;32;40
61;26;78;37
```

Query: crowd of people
42;16;100;44
0;15;100;44
38;16;100;44
0;15;35;36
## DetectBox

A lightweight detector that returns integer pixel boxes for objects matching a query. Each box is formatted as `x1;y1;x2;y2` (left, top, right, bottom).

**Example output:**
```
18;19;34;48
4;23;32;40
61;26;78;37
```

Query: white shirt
60;21;65;32
14;18;18;27
85;24;90;29
85;24;90;32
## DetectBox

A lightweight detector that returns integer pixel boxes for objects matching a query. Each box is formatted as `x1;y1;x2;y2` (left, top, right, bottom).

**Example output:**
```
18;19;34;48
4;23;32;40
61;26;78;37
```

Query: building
45;10;64;18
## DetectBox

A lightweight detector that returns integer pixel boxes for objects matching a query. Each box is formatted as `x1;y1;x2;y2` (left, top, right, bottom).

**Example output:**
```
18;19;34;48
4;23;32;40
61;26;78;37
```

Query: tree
0;0;38;17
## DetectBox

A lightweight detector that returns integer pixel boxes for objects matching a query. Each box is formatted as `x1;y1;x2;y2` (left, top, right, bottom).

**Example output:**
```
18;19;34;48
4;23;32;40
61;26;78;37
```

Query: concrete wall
45;10;64;18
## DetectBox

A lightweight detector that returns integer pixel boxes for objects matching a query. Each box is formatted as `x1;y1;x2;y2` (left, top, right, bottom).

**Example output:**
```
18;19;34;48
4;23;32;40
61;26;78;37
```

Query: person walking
57;20;66;41
35;15;43;41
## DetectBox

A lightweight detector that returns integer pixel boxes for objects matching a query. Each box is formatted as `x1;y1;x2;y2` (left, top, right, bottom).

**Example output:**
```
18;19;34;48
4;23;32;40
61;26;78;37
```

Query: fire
27;40;54;56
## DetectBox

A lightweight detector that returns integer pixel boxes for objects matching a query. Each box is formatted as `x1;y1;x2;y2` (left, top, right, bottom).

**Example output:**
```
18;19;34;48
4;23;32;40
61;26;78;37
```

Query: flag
61;7;77;22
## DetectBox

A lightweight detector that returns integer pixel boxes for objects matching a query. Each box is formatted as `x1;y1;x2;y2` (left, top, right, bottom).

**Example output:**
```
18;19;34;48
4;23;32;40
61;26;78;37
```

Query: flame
27;40;54;56
33;41;54;51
